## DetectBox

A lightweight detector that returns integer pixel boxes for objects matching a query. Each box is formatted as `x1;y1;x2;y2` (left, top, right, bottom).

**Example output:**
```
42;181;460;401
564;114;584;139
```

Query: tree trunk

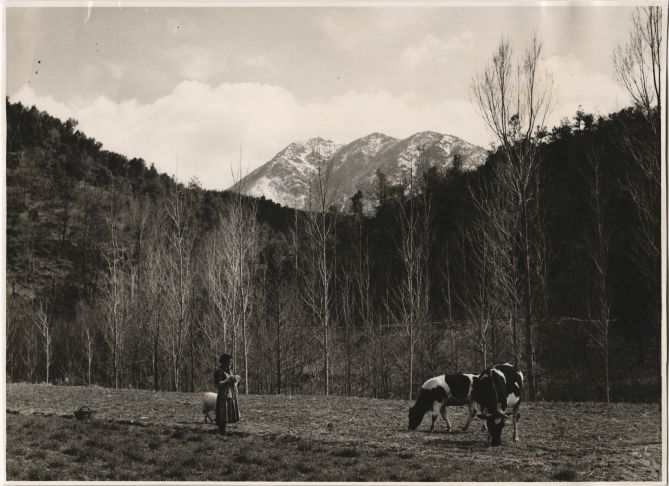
481;338;487;370
276;318;282;394
45;331;50;385
324;318;330;396
604;329;610;404
523;208;536;401
408;335;414;400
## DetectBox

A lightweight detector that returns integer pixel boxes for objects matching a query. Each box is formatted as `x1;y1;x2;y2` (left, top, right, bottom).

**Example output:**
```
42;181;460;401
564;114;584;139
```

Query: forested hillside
5;99;660;402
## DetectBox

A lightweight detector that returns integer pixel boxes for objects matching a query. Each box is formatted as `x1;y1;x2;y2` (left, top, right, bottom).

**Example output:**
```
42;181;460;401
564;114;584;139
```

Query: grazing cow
408;373;477;432
472;362;523;446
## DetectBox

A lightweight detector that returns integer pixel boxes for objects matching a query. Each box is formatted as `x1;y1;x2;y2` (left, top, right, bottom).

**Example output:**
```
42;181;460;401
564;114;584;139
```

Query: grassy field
5;383;663;481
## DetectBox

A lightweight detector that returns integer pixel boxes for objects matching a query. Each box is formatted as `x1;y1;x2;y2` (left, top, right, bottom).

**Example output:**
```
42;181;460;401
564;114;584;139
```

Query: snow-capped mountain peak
236;131;488;210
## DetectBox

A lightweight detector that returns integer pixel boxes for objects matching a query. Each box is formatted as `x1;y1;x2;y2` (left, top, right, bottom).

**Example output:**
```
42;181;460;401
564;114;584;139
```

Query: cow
408;373;477;432
472;362;523;446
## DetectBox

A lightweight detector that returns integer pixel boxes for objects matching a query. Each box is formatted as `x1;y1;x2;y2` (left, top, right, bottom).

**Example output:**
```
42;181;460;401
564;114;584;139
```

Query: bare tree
160;185;196;392
6;299;27;381
459;228;492;369
221;187;259;393
395;153;432;400
613;6;662;354
459;180;504;370
100;198;129;389
76;300;95;385
143;235;166;391
33;293;55;384
582;143;612;403
25;320;41;383
471;35;553;399
613;7;662;120
338;266;355;396
353;218;377;396
202;227;233;362
300;144;339;396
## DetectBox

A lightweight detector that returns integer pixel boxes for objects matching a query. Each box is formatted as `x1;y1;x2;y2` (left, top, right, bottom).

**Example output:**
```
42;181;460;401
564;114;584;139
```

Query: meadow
5;383;662;481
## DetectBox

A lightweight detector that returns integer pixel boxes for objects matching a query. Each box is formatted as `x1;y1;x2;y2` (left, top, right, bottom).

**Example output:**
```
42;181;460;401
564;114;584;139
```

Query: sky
6;4;638;189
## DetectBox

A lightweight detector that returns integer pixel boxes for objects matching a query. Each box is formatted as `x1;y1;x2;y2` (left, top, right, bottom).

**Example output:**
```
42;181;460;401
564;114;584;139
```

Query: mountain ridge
236;131;488;209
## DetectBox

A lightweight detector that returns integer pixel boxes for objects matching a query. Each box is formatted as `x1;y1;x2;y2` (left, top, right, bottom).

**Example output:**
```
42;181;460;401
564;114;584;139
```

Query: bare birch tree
160;185;196;392
219;184;259;393
459;179;506;370
76;300;95;385
144;235;165;391
300;144;339;396
613;6;662;353
395;152;432;400
202;227;233;362
471;35;553;399
353;218;377;396
613;7;662;121
582;143;612;403
33;293;55;384
100;198;129;389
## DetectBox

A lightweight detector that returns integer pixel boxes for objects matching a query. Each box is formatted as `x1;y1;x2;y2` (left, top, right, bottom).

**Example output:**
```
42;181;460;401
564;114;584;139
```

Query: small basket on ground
73;405;96;420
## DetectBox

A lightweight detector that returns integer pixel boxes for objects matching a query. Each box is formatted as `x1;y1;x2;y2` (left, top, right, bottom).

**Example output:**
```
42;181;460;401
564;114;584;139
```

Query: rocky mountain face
236;131;488;209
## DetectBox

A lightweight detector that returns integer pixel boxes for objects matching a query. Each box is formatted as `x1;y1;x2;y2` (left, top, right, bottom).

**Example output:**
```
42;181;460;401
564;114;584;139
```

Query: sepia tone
3;2;665;482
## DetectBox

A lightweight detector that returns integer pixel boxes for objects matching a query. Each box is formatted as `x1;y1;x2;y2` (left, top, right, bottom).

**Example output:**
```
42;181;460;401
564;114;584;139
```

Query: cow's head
477;410;509;446
407;405;425;431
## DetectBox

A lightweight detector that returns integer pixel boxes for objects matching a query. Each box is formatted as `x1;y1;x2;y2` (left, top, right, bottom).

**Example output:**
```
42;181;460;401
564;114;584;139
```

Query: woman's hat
219;353;233;364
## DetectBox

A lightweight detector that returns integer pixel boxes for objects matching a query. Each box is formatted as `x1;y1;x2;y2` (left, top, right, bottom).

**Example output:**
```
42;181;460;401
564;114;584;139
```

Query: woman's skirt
216;391;240;425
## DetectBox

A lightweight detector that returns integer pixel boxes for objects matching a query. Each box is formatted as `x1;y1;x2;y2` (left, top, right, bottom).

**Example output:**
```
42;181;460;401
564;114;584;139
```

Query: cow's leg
483;421;491;443
440;404;452;432
463;402;476;431
513;403;520;442
429;401;441;432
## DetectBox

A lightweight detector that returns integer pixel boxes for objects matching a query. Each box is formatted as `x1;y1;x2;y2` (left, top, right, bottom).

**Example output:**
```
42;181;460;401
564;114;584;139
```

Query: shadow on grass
418;428;473;436
438;439;483;448
552;468;578;481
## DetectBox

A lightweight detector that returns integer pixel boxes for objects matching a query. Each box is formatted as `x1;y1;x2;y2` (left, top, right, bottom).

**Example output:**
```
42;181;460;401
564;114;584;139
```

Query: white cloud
162;43;228;81
302;90;488;148
13;82;300;188
15;57;630;193
545;54;630;125
13;82;492;190
401;31;474;67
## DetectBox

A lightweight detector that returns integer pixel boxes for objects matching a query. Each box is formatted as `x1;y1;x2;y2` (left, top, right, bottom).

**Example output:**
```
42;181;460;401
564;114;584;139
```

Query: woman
214;353;241;435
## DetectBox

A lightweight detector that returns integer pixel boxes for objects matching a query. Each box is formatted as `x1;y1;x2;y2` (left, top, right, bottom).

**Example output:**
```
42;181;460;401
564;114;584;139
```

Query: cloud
302;90;488;148
158;43;228;82
13;54;628;192
12;82;491;190
545;54;630;125
319;15;357;50
401;31;474;67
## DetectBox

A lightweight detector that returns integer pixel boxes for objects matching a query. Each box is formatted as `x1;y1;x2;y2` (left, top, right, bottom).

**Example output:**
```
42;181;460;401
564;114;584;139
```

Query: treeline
5;98;660;402
5;10;661;402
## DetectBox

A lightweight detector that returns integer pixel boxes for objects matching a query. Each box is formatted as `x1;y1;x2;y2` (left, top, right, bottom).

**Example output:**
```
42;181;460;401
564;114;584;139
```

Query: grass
5;383;663;481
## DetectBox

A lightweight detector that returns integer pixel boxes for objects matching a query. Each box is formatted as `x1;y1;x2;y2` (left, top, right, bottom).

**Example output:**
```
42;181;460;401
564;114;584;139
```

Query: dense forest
5;10;661;402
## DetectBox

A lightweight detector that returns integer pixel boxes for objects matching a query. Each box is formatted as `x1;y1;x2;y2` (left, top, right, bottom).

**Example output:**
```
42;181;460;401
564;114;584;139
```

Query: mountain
239;137;342;209
237;131;488;209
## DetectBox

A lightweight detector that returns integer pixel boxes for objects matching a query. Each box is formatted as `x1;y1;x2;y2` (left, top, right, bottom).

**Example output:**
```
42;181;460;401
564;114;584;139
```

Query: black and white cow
472;362;523;446
408;373;477;432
